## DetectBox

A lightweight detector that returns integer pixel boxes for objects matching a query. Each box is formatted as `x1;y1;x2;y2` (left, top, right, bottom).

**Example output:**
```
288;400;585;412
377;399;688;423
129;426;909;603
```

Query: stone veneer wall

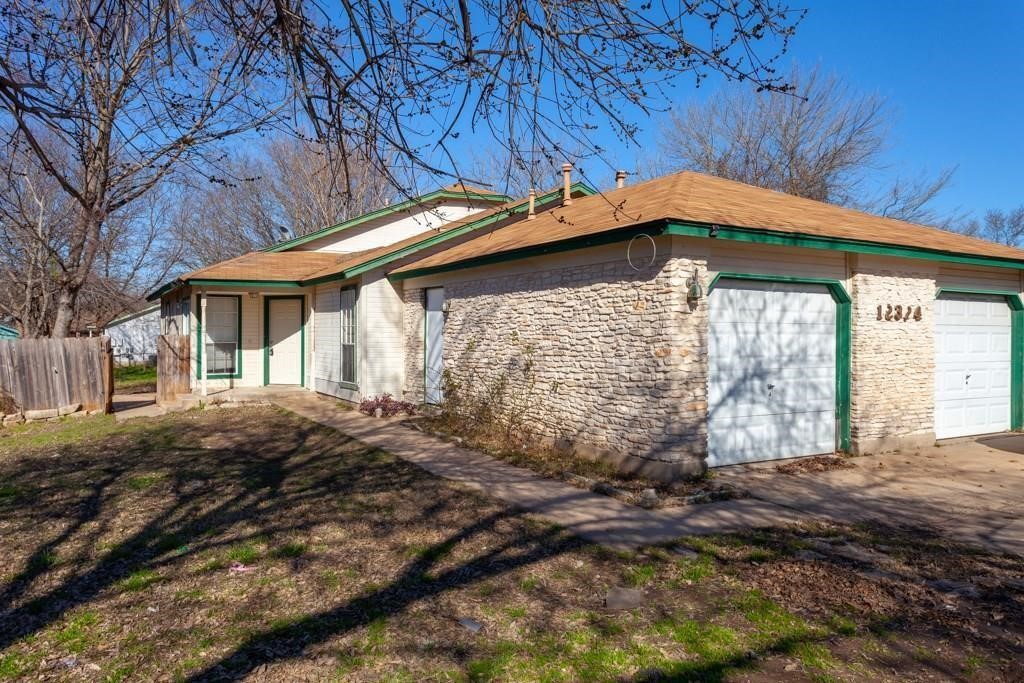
403;287;426;402
403;251;708;479
849;259;937;453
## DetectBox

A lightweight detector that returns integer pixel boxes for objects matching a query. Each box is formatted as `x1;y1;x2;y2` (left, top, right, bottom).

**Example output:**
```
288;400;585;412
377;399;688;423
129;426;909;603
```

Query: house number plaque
876;304;922;322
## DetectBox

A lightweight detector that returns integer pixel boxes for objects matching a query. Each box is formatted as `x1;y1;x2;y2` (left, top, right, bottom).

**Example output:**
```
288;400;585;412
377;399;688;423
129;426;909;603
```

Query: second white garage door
934;293;1011;439
708;280;837;467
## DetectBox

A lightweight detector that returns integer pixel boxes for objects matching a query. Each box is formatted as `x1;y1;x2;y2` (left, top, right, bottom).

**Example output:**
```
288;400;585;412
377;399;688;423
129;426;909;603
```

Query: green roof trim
263;187;514;253
665;222;1024;270
389;217;1024;282
306;182;595;286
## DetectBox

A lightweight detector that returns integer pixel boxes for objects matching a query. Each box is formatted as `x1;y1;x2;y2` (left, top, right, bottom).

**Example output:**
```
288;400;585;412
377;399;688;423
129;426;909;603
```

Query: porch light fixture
709;224;721;237
686;269;704;301
441;299;452;318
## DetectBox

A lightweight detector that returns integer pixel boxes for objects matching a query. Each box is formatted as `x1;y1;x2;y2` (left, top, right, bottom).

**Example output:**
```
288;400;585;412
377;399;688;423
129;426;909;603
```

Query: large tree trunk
51;288;79;338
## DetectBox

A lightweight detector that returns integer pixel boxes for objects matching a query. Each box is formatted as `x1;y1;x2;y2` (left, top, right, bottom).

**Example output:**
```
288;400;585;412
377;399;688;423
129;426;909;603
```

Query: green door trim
263;295;306;387
935;287;1024;430
195;294;243;380
708;272;852;452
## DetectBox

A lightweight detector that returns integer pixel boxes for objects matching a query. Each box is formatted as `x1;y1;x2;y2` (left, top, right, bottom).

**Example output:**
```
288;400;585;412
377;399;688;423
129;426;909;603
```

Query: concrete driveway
718;435;1024;556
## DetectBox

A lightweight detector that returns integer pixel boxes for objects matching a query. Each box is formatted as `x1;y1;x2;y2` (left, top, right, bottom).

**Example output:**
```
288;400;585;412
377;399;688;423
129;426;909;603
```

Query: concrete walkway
718;438;1024;557
272;393;800;550
112;393;163;422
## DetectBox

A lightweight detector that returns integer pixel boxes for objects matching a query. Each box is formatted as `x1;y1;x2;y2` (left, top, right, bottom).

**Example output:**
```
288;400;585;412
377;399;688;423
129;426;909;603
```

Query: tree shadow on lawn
1;407;1022;681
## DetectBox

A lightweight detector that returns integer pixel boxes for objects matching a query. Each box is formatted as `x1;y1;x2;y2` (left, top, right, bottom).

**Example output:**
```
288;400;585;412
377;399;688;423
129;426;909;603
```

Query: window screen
205;296;238;375
340;287;357;384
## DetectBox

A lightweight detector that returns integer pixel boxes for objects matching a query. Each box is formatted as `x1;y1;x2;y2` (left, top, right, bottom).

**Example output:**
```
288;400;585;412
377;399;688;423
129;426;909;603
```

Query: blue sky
611;0;1023;219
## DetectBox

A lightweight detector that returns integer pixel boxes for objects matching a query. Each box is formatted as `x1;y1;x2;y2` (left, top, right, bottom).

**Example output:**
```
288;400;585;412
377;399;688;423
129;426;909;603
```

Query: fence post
100;337;114;414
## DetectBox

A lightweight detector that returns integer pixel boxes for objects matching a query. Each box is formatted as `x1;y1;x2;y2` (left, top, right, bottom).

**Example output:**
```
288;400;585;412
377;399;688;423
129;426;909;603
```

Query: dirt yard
0;407;1021;681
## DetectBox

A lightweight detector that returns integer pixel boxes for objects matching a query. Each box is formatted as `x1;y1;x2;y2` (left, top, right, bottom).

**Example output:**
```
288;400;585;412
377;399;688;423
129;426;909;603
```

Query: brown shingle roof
184;251;355;281
393;172;1024;273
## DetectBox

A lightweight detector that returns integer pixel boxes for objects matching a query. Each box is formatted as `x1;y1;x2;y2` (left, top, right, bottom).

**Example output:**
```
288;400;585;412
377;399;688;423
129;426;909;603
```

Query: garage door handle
767;383;775;398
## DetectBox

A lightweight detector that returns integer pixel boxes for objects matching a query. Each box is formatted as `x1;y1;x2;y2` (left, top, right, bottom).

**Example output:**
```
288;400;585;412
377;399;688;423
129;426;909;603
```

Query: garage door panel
708;280;837;467
934;293;1012;439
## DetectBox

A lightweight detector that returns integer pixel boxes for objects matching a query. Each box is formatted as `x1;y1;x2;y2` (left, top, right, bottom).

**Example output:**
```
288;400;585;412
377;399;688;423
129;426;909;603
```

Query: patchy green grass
0;407;1020;681
127;472;166;490
272;541;308;559
54;611;101;653
226;542;261;565
118;568;161;592
622;563;656;587
113;364;157;393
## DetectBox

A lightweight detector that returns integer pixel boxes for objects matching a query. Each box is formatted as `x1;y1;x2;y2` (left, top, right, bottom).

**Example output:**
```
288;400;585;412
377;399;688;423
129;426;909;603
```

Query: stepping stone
605;587;645;610
457;617;482;634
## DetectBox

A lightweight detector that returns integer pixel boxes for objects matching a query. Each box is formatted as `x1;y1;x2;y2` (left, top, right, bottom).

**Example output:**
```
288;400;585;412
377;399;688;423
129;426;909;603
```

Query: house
0;324;18;340
104;304;160;365
146;182;592;400
151;168;1024;480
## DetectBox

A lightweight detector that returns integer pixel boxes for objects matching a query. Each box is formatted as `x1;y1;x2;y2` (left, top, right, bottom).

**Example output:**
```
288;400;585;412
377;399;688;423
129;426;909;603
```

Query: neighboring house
151;170;1024;480
0;324;19;340
104;304;161;365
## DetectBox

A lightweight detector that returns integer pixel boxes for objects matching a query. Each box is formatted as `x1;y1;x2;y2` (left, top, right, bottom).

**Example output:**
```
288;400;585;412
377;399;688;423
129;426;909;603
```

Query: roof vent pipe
561;163;573;206
527;188;536;220
615;170;627;189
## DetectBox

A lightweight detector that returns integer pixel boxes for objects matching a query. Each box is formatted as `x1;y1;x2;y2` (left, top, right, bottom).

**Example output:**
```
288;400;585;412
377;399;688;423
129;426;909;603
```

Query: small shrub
359;394;416;418
0;389;17;415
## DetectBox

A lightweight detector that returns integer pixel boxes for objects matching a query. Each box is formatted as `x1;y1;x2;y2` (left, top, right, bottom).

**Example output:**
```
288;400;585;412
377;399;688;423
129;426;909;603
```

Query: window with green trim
340;286;357;384
204;295;240;375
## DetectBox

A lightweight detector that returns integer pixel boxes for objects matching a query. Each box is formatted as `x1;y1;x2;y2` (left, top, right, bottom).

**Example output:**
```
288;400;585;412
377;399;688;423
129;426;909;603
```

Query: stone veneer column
402;287;426;402
849;256;937;453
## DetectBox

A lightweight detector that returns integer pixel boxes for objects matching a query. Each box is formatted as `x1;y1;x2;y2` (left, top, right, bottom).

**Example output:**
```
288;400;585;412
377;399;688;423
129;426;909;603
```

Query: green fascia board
667;221;1024;270
146;280;180;302
148;278;302;301
307;182;596;286
389;216;660;282
709;273;852;452
195;294;243;380
936;287;1024;430
189;279;303;289
263;295;306;387
263;187;515;253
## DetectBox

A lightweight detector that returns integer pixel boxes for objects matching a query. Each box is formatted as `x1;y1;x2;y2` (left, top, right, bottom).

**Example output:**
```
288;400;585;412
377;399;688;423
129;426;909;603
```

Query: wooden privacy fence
0;337;113;414
156;335;190;405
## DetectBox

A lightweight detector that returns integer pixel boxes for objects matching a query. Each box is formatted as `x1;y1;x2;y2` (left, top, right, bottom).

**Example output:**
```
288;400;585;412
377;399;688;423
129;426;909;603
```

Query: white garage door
708;280;837;467
934;293;1011;439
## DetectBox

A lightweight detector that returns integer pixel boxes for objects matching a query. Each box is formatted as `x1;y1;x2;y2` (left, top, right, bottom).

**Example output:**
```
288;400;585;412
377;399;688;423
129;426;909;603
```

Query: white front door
267;298;303;385
425;288;444;404
707;280;837;467
934;294;1011;439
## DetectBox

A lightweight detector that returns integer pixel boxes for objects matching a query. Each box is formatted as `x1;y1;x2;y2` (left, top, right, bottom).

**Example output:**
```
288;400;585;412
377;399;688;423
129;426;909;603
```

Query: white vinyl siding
314;287;342;395
358;273;406;397
706;240;848;282
299;203;487;253
936;263;1021;292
